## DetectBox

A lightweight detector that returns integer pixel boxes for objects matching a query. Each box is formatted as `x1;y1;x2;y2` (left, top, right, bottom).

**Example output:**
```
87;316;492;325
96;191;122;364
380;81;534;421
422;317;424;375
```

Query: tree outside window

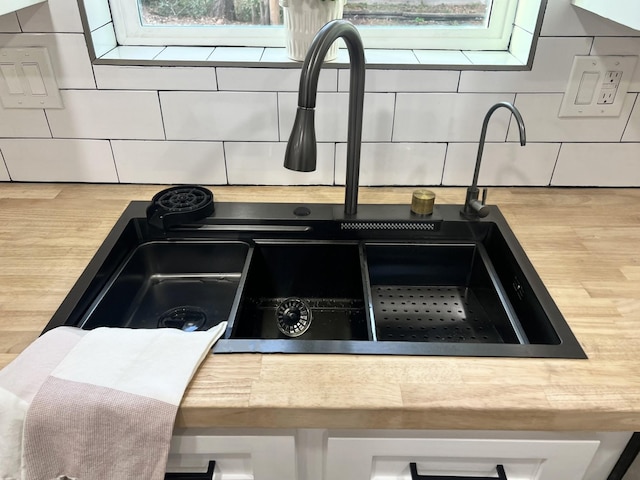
139;0;489;28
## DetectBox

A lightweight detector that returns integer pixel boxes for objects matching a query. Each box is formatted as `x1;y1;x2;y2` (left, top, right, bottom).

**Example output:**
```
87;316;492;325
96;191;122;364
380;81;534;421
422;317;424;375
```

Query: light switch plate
559;55;637;117
0;47;63;109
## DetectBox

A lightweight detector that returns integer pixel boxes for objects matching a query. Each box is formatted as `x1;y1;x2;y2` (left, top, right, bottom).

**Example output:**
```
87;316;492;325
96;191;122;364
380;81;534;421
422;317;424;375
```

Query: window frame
109;0;520;51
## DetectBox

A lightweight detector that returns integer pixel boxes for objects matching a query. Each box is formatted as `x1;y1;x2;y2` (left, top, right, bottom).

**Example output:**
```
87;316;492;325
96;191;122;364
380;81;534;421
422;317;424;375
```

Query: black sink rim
42;201;587;359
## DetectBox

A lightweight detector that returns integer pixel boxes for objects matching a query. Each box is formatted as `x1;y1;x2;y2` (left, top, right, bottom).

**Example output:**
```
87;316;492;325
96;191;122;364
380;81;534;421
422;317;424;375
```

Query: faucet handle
469;198;490;218
462;186;490;218
475;188;490;217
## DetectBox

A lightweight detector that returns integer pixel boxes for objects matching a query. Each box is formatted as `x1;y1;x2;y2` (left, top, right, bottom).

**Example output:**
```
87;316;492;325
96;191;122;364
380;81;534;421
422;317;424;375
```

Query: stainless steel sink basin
43;201;586;358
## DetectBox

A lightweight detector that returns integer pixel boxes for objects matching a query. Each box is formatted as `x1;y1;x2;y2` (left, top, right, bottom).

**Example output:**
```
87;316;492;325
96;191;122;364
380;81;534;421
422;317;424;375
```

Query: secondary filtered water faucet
462;101;526;218
284;20;365;215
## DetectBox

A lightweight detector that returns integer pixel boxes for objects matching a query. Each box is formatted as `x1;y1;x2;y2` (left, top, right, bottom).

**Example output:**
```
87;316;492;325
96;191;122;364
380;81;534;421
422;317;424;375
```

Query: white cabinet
167;429;297;480
571;0;640;31
326;433;599;480
0;0;46;17
324;431;631;480
167;428;631;480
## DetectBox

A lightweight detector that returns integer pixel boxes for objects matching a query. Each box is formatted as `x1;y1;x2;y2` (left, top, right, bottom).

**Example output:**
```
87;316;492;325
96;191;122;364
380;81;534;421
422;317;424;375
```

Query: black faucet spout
462;101;526;218
284;20;365;215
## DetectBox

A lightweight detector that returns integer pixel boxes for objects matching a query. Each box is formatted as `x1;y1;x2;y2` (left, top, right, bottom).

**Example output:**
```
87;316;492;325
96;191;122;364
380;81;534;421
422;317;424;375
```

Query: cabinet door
326;435;600;480
167;433;297;480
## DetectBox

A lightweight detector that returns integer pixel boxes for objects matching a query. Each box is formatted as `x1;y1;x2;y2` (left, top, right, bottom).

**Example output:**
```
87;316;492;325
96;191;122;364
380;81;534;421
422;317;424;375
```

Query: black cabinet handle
410;463;507;480
165;460;216;480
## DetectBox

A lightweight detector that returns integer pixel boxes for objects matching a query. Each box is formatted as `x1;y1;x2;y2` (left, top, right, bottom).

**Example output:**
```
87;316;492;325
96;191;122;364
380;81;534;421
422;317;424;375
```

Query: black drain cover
158;306;207;332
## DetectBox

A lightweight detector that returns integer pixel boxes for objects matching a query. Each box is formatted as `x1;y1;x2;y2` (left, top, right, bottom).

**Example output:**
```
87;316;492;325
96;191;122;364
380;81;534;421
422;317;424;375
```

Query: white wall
0;0;639;186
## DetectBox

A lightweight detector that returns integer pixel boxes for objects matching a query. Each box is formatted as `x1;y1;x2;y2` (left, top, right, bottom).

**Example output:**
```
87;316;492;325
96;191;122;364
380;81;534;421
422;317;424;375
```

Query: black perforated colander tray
372;285;504;343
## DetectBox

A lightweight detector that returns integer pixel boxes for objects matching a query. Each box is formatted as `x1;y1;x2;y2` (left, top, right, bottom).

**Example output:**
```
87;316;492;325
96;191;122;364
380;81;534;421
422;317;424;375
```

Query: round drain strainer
276;298;312;337
158;306;207;332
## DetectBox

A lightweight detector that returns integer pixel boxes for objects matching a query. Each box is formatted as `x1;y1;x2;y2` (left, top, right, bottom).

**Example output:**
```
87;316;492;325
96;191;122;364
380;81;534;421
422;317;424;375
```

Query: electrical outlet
597;89;617;104
559;55;638;117
603;71;622;88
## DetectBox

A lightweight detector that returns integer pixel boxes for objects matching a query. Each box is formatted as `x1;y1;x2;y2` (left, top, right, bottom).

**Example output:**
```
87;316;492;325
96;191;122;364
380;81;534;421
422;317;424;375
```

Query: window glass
139;0;490;28
109;0;522;51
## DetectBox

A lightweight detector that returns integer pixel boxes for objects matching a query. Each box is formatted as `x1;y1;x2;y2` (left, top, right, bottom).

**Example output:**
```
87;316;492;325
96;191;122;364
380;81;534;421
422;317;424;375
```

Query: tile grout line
619;93;639;142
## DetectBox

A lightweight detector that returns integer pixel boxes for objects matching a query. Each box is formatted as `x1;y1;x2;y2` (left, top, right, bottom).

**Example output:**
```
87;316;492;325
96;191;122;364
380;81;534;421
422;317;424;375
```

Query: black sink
232;242;369;341
81;242;248;332
42;201;586;358
365;243;525;344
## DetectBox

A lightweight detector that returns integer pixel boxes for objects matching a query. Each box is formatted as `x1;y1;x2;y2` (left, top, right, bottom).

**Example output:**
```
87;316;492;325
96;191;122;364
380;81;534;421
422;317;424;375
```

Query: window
108;0;525;51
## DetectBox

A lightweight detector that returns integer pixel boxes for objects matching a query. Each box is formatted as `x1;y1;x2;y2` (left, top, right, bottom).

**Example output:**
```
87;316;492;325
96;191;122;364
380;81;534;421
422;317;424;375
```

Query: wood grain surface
1;183;639;431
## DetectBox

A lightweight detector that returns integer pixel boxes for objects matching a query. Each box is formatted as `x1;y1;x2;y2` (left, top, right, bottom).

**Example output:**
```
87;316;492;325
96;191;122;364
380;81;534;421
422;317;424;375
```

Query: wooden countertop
1;183;639;432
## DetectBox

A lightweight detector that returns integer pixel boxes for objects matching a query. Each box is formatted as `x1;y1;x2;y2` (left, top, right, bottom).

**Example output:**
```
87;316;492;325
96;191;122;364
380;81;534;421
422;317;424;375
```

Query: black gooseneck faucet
462;101;527;218
284;20;365;216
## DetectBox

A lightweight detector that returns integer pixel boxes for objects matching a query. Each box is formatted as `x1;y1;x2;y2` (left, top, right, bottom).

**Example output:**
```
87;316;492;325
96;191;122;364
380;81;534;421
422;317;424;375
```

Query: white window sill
94;45;528;70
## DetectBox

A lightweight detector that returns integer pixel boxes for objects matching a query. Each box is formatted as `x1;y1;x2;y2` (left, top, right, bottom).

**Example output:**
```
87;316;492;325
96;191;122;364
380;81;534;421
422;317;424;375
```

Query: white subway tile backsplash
0;33;95;88
510;93;636;142
0;13;20;32
510;26;534;64
278;92;395;142
365;49;418;65
0;138;117;182
338;69;459;93
0;150;10;181
210;47;265;62
462;51;522;67
622;95;640;141
460;37;592;93
393;93;516;142
330;49;350;64
414;50;471;66
552;143;640;186
155;47;215;62
514;0;542;34
161;91;279;141
111;140;227;184
84;0;112;31
257;48;291;63
335;143;446;185
91;22;117;59
217;68;336;92
95;66;217;91
442;142;560;186
17;0;83;33
102;46;165;61
542;0;640;36
47;90;165;140
225;142;334;185
591;38;640;92
0;0;638;189
0;104;51;138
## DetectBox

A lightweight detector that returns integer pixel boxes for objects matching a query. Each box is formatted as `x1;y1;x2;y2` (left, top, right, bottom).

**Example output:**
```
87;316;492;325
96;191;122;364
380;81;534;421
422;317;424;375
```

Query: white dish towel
0;323;226;480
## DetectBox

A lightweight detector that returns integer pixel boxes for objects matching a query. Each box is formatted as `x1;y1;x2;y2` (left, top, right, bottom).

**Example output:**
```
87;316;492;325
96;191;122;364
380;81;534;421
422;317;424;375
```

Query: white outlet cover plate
0;47;63;109
559;55;638;118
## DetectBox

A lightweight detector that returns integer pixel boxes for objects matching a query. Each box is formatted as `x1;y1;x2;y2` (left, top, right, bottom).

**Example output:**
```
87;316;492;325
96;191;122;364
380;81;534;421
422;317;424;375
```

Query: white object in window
571;0;640;31
0;0;46;16
108;0;525;51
